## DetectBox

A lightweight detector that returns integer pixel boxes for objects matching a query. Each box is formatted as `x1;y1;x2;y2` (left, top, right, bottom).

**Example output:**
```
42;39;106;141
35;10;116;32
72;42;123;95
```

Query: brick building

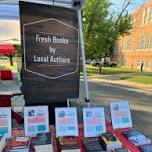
114;0;152;71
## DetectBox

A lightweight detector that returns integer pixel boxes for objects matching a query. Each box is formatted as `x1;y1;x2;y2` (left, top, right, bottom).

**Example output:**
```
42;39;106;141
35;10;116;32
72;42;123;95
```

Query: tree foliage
83;0;132;59
14;44;22;57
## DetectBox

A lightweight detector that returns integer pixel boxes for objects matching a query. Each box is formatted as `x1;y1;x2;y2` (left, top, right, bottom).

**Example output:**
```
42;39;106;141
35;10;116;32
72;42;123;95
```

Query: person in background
140;61;144;72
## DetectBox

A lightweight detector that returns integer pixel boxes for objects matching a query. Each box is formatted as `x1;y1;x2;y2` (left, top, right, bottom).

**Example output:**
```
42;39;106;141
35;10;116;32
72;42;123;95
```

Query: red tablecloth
56;123;143;152
2;124;145;152
73;124;142;152
0;70;13;80
106;122;141;152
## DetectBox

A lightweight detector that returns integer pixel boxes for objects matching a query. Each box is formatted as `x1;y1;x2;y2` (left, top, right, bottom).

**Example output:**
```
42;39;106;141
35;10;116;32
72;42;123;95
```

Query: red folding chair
0;70;13;80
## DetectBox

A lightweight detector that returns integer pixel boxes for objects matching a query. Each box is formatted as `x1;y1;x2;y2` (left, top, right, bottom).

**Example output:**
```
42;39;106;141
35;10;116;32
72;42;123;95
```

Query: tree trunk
99;64;102;75
10;56;13;66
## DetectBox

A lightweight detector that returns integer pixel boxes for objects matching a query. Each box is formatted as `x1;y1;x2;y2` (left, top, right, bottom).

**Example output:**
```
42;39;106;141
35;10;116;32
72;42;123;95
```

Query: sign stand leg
77;9;90;106
67;99;70;107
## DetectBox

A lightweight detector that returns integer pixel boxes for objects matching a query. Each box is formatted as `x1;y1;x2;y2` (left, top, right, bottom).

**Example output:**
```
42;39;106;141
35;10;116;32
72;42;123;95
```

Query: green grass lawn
82;65;138;76
0;63;17;72
125;76;152;85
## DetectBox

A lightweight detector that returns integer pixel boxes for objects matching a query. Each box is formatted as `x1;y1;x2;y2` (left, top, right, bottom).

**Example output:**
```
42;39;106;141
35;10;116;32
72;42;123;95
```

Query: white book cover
83;107;106;137
24;106;49;136
55;107;78;137
110;101;133;129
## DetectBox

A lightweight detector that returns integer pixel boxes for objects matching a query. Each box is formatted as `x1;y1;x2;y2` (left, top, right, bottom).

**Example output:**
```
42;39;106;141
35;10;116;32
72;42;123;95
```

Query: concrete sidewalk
87;73;152;92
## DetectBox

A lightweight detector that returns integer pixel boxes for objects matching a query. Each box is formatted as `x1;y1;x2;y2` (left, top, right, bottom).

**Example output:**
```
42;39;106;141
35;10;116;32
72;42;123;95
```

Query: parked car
91;59;101;66
91;58;117;67
86;59;91;64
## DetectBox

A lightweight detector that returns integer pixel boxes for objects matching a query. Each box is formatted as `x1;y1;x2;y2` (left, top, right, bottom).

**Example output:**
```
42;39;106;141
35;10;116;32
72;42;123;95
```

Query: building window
150;37;152;48
141;10;146;25
149;7;152;22
123;59;127;66
149;62;152;67
145;61;149;68
137;37;141;49
141;7;152;25
131;17;136;29
137;34;152;50
146;7;150;24
114;42;119;51
137;60;143;67
123;38;131;50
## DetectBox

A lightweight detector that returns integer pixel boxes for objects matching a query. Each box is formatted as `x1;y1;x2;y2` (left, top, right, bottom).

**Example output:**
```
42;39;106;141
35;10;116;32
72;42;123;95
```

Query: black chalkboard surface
19;1;80;105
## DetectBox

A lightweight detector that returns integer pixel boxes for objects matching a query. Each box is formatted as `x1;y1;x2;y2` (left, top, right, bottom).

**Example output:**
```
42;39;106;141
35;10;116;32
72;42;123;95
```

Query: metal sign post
77;9;90;104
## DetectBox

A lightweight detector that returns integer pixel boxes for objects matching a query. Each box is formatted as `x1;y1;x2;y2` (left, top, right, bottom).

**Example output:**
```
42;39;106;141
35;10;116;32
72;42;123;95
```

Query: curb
87;77;152;93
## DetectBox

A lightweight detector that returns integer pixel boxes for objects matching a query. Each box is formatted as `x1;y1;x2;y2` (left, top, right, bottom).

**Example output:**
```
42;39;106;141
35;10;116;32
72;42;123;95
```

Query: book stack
112;148;130;152
140;144;152;152
123;130;151;146
83;138;105;152
9;136;31;152
100;132;122;152
31;132;53;152
60;141;81;152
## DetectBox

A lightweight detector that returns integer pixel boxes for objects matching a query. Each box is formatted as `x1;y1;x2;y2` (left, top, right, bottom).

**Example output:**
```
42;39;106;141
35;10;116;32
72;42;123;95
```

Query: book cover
0;133;5;141
60;141;81;152
0;133;5;152
100;133;122;152
31;132;53;152
123;130;151;146
0;133;9;152
140;144;152;152
83;138;105;152
112;148;130;152
101;133;121;144
10;136;30;152
34;132;52;145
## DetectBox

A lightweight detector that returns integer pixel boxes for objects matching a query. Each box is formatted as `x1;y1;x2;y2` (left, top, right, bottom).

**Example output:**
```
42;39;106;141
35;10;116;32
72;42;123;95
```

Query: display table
0;81;22;124
0;81;21;95
2;124;144;152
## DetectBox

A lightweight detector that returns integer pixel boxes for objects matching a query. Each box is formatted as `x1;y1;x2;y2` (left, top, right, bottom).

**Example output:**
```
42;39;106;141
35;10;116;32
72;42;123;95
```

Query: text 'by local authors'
33;55;70;64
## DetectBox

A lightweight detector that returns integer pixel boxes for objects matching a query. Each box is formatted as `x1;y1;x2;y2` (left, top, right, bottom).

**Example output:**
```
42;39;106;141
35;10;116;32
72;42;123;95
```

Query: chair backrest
0;70;13;80
0;95;11;107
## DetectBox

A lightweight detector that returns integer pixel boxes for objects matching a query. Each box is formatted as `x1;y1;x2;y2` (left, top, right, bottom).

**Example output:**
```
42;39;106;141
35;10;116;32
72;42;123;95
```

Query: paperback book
0;133;6;152
123;130;151;146
31;132;53;152
60;141;81;152
83;138;105;152
9;136;30;152
140;144;152;152
112;148;130;152
100;132;122;152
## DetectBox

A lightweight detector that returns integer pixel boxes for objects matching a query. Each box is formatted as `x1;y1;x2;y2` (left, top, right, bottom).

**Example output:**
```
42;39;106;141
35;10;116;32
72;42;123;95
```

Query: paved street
79;77;152;139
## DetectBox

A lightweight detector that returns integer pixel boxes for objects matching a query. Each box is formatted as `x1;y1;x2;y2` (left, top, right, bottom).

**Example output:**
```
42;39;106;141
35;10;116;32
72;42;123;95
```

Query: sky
0;0;148;42
0;0;73;19
0;0;148;20
110;0;147;14
0;0;73;41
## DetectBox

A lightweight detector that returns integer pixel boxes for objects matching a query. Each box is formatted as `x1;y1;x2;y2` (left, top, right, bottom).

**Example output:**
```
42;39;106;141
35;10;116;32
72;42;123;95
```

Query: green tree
14;44;22;57
5;53;15;66
5;45;22;66
83;0;132;74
